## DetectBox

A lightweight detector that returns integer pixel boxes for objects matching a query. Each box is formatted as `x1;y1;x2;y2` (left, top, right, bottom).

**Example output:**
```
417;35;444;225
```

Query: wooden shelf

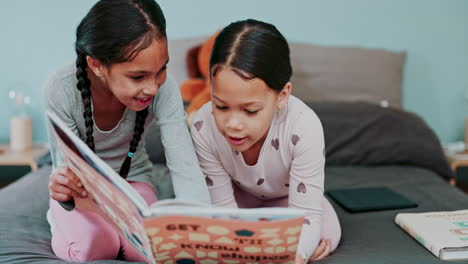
0;144;48;171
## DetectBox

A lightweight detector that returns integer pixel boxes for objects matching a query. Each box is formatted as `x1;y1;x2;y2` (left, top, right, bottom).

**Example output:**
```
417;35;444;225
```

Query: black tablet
326;187;418;213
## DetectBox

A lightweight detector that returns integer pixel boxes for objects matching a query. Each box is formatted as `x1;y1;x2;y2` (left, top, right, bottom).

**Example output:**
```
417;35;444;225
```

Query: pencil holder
8;89;32;151
10;116;32;151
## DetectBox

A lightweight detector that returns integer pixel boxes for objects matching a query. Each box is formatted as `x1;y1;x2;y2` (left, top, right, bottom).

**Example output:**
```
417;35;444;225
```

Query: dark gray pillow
308;102;453;180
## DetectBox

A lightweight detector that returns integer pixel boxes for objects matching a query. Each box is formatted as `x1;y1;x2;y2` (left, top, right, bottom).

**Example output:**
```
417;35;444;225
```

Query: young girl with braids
44;0;209;261
190;19;341;264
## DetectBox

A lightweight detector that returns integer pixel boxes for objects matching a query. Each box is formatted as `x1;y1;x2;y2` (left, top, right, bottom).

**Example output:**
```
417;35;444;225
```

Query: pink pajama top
190;95;326;259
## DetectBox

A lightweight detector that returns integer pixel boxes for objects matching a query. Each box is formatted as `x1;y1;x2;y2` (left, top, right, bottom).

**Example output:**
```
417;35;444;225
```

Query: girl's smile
133;96;153;107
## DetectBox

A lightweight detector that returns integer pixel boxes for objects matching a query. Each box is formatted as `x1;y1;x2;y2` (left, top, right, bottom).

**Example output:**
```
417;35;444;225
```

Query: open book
47;111;305;264
395;210;468;260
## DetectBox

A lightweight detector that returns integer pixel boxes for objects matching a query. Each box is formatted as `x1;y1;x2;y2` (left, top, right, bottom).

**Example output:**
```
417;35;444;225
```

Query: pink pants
50;181;157;262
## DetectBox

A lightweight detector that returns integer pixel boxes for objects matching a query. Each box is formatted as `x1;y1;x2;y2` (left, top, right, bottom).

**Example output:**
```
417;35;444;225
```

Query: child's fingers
60;167;83;188
55;173;77;189
63;167;83;188
308;239;327;262
51;184;80;198
315;239;331;261
66;180;87;198
52;173;87;198
64;171;85;194
49;183;80;202
50;191;71;202
294;254;307;264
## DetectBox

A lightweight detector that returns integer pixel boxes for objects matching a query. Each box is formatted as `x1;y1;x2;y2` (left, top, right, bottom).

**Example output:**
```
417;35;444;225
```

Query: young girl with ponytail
44;0;209;261
190;19;341;263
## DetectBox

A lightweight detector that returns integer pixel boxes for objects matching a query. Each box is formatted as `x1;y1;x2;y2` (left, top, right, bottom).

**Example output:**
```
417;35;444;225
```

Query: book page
147;206;304;221
47;111;155;263
149;199;210;209
48;111;148;212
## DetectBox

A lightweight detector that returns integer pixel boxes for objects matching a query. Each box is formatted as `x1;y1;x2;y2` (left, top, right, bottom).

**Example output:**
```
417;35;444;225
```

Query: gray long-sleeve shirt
44;64;210;204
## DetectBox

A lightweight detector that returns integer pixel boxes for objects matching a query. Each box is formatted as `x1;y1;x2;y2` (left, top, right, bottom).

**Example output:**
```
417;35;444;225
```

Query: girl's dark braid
119;108;149;178
75;52;95;151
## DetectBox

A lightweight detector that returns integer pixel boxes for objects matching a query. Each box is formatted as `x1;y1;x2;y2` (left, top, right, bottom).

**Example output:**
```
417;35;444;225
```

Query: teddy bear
180;32;219;124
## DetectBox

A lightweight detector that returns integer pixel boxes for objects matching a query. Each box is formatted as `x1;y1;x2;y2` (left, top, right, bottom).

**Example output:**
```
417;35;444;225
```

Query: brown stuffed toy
180;32;219;123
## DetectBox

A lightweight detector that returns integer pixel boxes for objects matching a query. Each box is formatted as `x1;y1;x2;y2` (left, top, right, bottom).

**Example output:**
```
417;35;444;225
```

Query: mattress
320;165;468;264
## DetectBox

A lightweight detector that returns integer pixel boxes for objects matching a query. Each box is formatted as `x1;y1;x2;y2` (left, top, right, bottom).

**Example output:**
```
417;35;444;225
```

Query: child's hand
295;239;331;264
49;166;88;202
295;254;307;264
308;239;331;262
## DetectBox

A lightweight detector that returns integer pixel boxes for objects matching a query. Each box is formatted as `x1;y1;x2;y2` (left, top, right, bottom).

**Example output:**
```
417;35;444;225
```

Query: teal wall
1;0;467;144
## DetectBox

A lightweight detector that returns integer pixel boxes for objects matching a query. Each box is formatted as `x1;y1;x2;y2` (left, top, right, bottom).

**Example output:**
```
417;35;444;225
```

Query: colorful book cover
395;210;468;260
47;111;305;264
145;215;303;264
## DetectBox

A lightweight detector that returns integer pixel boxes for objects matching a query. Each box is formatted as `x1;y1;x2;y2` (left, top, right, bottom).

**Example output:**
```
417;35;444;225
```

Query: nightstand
444;143;468;193
0;144;48;172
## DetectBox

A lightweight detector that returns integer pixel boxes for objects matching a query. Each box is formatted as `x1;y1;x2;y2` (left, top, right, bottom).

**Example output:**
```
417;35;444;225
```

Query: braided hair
75;53;95;151
75;0;166;178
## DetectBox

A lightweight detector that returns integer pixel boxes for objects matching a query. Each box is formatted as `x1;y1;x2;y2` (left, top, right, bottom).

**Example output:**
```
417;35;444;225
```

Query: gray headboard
168;38;406;108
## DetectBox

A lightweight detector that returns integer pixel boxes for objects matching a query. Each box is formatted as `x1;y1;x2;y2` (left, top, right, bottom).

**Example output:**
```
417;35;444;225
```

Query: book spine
395;215;441;259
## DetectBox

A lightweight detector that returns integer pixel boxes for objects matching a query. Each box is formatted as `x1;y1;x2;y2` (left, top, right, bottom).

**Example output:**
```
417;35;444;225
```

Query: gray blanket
1;165;466;264
321;165;468;264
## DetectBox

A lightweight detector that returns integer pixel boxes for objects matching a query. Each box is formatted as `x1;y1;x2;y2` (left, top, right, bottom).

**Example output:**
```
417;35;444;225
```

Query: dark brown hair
75;0;166;178
210;19;292;92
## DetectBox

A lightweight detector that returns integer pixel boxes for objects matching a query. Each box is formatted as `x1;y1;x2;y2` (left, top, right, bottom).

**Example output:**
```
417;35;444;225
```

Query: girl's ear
277;82;292;110
86;56;105;78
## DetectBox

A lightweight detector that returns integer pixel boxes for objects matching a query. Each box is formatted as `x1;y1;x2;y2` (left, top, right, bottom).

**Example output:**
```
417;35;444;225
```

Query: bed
0;37;466;264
